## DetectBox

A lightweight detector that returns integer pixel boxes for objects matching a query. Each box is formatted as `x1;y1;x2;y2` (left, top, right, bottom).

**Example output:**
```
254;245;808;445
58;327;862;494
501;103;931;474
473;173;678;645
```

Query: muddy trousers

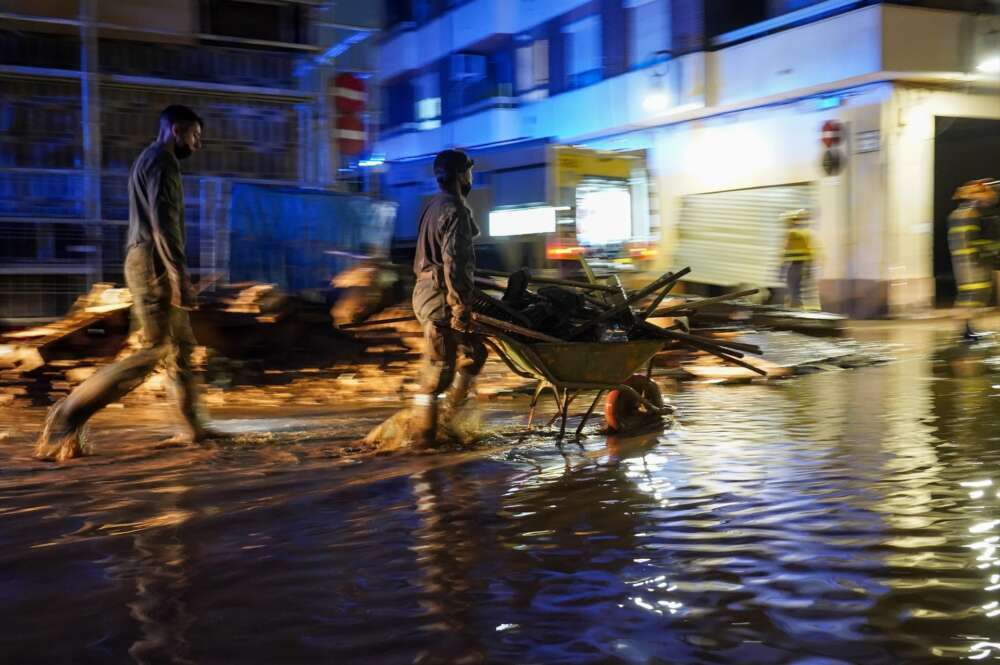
412;278;487;398
55;251;204;434
418;321;488;398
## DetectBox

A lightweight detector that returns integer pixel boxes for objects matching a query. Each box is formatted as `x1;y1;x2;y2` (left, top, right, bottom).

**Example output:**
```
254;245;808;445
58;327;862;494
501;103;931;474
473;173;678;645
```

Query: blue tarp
229;183;395;291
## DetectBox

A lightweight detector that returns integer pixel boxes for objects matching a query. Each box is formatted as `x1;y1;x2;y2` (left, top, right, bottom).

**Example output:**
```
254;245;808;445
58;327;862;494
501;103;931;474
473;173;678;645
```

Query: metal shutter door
675;183;815;287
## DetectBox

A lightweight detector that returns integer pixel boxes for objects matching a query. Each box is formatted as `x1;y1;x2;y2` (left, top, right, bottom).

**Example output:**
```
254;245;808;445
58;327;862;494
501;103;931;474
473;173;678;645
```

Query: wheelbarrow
481;333;672;440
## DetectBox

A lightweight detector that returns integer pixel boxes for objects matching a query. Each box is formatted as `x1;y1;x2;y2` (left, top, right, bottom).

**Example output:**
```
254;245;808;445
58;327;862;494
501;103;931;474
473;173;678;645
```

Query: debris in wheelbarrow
470;265;766;375
462;264;770;438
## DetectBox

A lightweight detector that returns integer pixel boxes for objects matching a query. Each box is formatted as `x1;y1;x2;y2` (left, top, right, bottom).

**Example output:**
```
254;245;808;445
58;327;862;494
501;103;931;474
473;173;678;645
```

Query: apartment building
0;0;383;320
375;0;1000;316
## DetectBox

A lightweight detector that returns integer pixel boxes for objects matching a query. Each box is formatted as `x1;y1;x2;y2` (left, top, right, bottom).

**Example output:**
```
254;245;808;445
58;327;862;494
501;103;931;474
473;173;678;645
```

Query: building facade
0;0;382;321
375;0;1000;317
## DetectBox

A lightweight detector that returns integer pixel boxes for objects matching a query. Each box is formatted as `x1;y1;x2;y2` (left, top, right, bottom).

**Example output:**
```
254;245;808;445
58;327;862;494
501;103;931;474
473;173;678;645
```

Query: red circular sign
334;73;365;113
821;120;842;148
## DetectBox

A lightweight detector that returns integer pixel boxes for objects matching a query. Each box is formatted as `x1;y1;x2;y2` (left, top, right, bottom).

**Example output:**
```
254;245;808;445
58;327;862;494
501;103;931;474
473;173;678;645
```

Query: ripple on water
1;329;1000;662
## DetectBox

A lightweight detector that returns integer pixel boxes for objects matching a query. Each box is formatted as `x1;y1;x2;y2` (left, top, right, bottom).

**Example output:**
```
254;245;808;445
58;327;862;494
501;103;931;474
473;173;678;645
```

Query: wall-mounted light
977;55;1000;75
642;50;673;114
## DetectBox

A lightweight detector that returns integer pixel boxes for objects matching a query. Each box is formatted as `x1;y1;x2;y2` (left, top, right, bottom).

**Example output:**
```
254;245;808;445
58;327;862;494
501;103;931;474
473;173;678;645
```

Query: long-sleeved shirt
125;142;190;307
413;192;479;318
783;227;815;263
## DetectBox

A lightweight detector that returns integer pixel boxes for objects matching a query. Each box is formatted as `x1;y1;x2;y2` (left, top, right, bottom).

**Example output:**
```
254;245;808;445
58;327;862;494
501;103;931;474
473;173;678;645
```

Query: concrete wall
883;84;1000;314
708;4;881;106
882;4;969;74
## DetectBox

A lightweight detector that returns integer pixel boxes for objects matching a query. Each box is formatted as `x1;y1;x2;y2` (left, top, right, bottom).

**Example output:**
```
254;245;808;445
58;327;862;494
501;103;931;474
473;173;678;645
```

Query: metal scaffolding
0;1;381;322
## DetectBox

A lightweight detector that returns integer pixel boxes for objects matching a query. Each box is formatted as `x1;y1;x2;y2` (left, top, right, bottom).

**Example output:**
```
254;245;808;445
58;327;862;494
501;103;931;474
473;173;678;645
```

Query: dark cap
433;149;474;180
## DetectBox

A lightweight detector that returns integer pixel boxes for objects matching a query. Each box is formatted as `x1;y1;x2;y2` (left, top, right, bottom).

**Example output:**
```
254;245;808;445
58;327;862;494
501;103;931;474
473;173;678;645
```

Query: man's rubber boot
35;398;89;461
443;372;476;412
412;394;439;449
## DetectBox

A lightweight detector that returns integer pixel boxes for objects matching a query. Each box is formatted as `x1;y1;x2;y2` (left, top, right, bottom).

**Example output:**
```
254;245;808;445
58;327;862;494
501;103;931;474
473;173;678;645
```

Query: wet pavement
2;324;1000;664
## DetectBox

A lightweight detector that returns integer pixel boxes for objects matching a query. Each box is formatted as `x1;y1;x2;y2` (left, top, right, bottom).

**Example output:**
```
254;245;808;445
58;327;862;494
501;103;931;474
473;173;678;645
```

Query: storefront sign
552;146;634;191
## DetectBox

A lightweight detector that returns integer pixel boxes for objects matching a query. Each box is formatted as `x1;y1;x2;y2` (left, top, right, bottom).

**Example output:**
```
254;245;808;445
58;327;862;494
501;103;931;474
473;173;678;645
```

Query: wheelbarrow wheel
605;375;664;433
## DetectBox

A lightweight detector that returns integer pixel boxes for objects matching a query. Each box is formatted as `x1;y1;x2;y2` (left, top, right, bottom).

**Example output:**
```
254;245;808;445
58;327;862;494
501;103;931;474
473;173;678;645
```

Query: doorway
933;116;1000;306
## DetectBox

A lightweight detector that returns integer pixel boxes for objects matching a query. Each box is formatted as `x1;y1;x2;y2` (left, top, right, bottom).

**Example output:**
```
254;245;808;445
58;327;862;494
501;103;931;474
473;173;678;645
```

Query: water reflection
1;326;1000;662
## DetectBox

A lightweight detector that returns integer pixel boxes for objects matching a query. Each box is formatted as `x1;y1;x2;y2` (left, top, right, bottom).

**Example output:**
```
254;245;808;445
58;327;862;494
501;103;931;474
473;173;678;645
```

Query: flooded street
3;324;1000;664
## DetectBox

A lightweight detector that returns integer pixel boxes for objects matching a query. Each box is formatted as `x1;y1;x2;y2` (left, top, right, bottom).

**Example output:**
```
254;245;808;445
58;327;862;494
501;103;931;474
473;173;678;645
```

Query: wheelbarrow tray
495;339;665;386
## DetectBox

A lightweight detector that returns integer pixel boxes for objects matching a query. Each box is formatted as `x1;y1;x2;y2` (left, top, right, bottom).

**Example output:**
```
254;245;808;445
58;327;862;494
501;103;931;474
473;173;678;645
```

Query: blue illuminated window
627;0;671;69
563;15;602;89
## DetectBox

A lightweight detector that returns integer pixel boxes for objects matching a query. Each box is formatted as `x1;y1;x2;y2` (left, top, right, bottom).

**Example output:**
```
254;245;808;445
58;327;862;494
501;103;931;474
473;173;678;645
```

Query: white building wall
709;5;882;106
591;83;892;314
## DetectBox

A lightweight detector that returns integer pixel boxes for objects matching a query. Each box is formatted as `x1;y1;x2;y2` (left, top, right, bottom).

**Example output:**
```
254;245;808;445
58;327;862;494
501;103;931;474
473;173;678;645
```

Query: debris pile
1;284;132;405
0;281;366;406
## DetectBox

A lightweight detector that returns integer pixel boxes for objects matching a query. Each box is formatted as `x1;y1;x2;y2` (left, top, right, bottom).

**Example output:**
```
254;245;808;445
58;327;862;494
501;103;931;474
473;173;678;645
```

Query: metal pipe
649;288;759;317
474;268;619;293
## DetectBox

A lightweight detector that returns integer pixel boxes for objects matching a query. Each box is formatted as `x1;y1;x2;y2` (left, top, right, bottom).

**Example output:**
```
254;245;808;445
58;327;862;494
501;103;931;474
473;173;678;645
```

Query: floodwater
3;325;1000;664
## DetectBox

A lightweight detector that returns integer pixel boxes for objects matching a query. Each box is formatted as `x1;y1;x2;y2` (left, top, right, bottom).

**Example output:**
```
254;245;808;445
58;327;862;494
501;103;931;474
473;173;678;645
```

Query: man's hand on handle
450;305;472;333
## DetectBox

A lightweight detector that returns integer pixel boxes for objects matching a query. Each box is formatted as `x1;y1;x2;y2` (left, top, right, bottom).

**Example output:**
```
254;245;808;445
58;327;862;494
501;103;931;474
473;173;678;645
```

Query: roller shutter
675;183;815;287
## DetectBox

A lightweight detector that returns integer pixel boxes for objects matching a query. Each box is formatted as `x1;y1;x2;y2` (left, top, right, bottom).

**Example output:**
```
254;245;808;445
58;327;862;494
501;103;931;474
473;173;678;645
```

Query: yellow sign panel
552;146;635;190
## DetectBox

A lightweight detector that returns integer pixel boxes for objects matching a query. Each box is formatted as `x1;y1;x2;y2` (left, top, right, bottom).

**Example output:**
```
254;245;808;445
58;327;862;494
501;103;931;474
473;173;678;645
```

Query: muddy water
2;326;1000;664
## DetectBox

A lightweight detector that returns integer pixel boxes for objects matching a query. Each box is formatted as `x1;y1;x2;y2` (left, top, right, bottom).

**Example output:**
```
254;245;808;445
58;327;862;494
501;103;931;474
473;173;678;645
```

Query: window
384;0;413;29
446;51;514;116
382;78;414;131
200;0;305;44
627;0;671;69
563;15;602;88
516;38;549;95
413;71;441;130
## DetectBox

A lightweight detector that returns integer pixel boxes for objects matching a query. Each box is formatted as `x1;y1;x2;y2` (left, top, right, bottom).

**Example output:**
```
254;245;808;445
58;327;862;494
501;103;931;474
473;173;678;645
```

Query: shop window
626;0;671;69
563;15;602;89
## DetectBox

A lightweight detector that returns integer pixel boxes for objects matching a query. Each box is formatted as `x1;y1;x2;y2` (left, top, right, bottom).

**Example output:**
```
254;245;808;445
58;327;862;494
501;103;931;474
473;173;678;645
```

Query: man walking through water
410;149;487;447
36;105;222;461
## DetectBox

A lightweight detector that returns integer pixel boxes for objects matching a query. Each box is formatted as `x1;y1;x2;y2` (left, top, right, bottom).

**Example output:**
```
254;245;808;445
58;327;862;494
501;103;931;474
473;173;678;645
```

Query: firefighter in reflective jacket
949;179;999;309
780;209;817;309
411;149;487;446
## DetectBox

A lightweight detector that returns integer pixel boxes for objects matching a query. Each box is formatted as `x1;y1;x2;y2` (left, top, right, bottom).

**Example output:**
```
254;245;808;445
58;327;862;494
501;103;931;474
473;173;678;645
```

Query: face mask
460;181;472;197
175;143;193;160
